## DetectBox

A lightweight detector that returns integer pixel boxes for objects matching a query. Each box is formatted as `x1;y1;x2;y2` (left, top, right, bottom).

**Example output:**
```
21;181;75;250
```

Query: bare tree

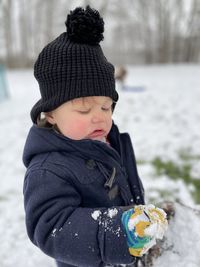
127;0;200;64
1;0;200;67
1;0;14;66
18;0;30;67
183;0;200;62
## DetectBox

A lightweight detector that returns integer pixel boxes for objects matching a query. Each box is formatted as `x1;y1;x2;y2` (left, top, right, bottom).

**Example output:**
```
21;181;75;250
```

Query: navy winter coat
23;122;144;267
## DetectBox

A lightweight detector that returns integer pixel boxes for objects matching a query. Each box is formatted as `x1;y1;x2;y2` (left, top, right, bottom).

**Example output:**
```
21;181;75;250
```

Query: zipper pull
104;167;116;189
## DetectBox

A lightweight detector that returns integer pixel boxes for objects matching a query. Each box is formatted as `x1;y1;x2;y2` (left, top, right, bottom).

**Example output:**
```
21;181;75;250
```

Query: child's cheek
75;119;88;133
69;118;89;139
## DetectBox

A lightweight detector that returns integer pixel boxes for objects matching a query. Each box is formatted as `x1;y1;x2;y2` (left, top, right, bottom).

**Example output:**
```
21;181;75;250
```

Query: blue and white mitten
121;204;168;257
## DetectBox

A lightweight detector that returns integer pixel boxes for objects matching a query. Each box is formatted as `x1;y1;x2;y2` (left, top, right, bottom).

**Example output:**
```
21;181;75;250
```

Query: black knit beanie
31;5;118;124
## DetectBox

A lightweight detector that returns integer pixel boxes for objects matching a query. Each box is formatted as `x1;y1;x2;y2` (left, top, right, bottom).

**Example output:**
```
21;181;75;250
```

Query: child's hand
121;204;168;257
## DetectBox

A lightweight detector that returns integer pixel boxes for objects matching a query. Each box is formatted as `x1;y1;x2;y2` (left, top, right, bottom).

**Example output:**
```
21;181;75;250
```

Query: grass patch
152;158;191;182
151;155;200;203
137;159;148;165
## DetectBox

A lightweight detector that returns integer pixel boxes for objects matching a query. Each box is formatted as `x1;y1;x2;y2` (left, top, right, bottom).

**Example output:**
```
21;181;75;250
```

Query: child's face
46;96;113;141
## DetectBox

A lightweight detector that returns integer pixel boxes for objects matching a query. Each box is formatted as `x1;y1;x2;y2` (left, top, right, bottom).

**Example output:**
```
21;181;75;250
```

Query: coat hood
22;122;123;168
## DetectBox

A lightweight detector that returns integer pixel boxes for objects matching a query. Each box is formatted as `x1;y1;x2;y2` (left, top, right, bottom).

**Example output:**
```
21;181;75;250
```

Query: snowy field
0;65;200;266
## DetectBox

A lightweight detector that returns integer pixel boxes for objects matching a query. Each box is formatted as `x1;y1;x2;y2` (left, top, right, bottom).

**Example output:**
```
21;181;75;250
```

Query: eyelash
78;110;91;114
102;107;111;111
77;106;112;114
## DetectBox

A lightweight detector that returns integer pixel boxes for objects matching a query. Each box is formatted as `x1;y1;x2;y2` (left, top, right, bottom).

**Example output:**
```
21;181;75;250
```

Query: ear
45;112;56;125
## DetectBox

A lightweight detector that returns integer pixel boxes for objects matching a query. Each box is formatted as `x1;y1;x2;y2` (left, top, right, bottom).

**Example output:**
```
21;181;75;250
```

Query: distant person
115;66;127;82
22;6;168;267
115;66;127;91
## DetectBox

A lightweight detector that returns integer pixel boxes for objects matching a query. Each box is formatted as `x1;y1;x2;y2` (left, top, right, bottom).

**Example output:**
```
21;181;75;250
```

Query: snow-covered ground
0;65;200;266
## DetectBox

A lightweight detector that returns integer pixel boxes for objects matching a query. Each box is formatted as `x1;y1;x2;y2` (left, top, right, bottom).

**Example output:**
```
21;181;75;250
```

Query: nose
91;110;105;123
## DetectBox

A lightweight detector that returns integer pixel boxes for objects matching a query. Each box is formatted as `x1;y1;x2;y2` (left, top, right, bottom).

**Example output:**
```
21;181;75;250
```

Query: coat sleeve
23;169;134;267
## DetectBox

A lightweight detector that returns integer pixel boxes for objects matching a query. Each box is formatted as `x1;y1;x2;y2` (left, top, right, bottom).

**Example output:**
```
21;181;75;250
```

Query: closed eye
102;106;112;111
77;109;91;114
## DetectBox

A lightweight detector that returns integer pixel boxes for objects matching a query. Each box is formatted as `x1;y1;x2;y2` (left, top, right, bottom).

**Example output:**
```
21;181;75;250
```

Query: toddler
23;6;167;267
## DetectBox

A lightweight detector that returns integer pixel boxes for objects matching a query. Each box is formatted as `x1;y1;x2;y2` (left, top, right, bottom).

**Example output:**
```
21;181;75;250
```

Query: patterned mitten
121;204;168;257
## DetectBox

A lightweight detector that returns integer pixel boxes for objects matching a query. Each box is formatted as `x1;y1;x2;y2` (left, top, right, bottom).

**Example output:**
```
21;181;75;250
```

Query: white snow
0;65;200;266
144;223;158;237
107;208;118;218
51;229;57;237
153;202;200;267
91;210;102;220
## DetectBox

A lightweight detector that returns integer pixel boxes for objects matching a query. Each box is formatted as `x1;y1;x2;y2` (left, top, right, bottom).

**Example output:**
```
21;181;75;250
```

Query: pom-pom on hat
31;5;118;124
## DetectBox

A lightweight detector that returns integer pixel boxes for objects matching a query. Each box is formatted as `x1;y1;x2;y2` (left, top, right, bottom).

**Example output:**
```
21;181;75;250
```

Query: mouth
88;129;106;139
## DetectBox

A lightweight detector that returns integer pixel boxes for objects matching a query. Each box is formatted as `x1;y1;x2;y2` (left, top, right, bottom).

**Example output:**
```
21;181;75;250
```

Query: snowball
144;223;157;237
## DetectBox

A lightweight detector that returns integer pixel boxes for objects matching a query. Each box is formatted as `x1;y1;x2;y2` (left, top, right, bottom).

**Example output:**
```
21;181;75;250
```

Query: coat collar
23;121;123;168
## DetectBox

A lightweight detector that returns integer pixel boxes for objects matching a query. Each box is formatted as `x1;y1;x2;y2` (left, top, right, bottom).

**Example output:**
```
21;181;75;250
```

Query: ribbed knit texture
31;32;118;123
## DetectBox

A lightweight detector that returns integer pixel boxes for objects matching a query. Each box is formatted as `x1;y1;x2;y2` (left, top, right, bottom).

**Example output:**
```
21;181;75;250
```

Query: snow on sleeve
91;208;121;237
91;210;102;220
91;208;118;221
107;208;118;218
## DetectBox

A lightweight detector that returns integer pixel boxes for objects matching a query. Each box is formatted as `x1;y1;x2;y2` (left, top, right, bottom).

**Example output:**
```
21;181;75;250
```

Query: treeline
0;0;200;68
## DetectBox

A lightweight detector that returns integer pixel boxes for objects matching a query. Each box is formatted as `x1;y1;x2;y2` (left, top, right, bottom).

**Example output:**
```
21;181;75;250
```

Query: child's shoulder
26;149;101;185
